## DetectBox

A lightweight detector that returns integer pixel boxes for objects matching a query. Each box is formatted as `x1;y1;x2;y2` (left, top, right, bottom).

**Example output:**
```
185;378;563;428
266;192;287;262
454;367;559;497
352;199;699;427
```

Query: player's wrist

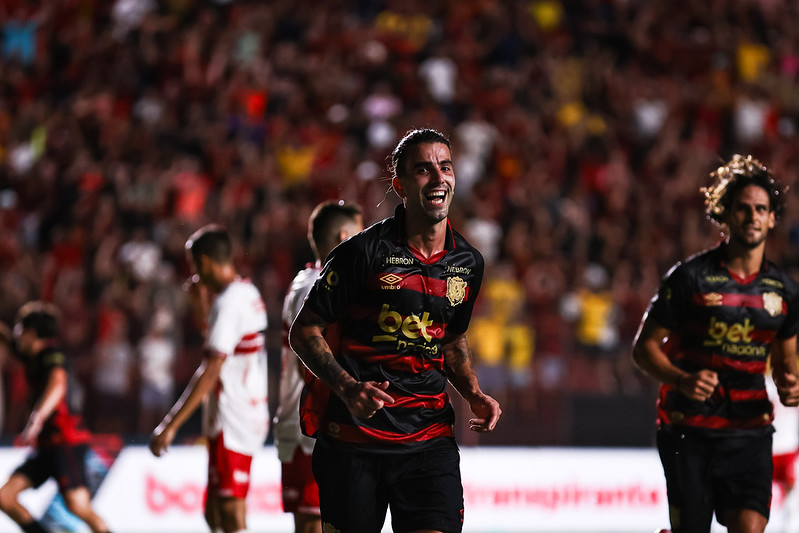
28;410;42;425
333;371;359;394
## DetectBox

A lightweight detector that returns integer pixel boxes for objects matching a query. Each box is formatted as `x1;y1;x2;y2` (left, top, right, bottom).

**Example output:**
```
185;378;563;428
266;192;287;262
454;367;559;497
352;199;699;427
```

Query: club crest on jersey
703;292;722;306
763;291;783;317
447;276;467;306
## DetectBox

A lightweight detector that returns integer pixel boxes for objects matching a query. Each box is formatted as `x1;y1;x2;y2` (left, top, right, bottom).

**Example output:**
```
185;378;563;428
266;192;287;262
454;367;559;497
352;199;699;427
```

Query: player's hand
341;380;394;419
149;424;176;457
676;370;719;402
468;393;502;433
775;372;799;407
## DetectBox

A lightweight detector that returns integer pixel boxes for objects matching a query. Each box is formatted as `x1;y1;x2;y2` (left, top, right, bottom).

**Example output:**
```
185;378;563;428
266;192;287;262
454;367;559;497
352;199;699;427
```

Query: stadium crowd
1;0;799;445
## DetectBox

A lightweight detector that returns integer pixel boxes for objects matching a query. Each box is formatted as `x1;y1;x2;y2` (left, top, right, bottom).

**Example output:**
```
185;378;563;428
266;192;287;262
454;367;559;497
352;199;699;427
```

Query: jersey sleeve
646;261;693;330
778;278;799;339
282;269;317;327
448;248;484;335
205;293;240;356
42;349;66;372
303;236;366;324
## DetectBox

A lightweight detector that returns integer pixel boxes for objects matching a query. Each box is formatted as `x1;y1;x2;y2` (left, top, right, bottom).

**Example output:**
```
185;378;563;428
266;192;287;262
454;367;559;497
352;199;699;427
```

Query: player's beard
730;228;767;250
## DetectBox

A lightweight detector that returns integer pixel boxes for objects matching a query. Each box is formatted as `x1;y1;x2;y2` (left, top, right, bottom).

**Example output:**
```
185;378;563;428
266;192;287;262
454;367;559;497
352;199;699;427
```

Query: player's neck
405;218;447;259
212;264;238;291
724;241;765;279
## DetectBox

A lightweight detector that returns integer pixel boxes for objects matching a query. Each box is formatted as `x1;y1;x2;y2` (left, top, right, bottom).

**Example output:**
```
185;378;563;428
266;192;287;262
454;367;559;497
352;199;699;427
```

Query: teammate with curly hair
634;154;799;533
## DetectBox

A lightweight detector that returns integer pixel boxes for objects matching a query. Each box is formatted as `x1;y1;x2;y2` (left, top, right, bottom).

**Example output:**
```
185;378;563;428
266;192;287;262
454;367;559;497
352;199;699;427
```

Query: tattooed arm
441;332;501;432
289;305;393;419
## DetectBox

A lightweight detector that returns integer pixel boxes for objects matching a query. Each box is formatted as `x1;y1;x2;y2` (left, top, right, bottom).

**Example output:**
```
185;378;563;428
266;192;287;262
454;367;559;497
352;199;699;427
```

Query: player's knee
219;503;245;533
0;484;20;513
62;491;92;519
219;510;242;532
62;498;87;518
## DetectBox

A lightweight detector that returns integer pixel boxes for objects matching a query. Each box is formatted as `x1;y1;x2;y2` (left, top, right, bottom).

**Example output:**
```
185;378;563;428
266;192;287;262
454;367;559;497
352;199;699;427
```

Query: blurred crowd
2;0;799;445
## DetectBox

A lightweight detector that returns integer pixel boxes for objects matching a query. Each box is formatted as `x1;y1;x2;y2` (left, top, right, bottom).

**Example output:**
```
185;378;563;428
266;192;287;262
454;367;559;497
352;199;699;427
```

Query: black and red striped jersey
15;346;90;447
300;205;484;452
647;243;799;436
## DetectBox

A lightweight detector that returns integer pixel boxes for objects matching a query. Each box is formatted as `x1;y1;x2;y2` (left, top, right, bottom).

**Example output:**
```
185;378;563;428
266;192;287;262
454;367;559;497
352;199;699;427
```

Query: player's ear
392;177;404;198
198;254;213;273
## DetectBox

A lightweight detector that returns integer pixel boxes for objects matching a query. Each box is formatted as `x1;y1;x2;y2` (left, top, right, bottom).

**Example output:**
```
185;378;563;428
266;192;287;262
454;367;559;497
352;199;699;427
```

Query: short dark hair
185;224;232;265
17;301;59;339
309;201;362;251
702;154;788;224
389;128;451;179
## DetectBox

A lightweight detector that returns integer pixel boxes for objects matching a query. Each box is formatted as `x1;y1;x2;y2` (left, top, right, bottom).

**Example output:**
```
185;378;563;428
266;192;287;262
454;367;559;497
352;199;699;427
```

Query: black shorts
312;438;464;533
14;444;90;493
657;428;772;532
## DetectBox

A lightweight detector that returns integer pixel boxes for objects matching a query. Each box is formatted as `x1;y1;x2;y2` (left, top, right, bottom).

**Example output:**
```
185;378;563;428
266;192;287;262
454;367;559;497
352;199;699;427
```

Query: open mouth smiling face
400;142;455;222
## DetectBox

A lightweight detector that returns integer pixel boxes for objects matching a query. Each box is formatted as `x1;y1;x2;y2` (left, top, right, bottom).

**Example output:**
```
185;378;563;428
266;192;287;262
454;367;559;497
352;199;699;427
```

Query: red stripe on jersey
332;421;454;444
693;292;787;314
234;345;261;355
234;333;264;355
341;342;442;372
388;392;449;410
717;328;777;344
662;413;772;429
688;352;767;373
368;353;442;373
338;341;382;356
339;333;445;371
726;388;769;401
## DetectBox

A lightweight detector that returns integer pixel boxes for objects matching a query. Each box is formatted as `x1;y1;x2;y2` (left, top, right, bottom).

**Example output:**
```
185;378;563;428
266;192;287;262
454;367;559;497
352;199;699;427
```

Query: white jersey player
204;278;269;458
275;266;319;463
150;224;268;533
273;201;362;533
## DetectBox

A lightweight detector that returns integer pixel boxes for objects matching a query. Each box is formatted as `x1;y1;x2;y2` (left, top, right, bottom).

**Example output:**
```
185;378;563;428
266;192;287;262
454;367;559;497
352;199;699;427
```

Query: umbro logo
379;273;403;289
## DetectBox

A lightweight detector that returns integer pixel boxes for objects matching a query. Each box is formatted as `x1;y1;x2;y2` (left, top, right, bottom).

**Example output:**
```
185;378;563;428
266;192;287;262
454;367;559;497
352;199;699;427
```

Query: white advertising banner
0;446;793;532
94;445;291;532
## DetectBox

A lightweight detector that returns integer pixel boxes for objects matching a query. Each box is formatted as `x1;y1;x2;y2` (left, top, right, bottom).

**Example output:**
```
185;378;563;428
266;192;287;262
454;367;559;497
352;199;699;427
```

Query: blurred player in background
633;155;799;533
149;225;268;533
273;200;363;533
0;302;111;533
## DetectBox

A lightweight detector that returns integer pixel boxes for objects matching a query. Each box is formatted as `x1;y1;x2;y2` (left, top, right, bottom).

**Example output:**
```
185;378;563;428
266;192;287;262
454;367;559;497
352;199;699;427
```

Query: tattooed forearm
442;333;480;400
301;333;350;388
442;333;474;369
289;307;355;394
